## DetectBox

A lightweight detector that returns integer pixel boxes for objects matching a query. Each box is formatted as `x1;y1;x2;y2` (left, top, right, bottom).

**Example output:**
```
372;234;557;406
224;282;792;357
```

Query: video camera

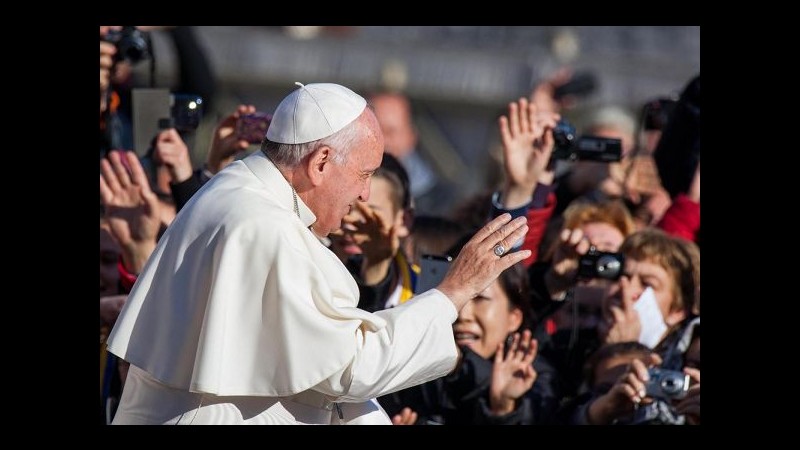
104;26;150;64
551;120;622;163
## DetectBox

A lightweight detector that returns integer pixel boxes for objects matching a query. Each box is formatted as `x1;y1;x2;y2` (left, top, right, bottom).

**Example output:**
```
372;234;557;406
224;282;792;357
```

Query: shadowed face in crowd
369;93;417;159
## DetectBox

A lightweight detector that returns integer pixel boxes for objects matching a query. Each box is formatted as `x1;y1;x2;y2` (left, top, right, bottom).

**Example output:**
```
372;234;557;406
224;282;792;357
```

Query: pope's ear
306;145;334;186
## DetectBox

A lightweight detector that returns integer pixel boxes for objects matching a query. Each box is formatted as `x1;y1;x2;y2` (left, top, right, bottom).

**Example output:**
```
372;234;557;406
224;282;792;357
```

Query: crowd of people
99;26;700;425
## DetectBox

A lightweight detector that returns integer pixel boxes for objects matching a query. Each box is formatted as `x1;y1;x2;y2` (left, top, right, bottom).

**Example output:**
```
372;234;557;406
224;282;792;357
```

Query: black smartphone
415;254;452;294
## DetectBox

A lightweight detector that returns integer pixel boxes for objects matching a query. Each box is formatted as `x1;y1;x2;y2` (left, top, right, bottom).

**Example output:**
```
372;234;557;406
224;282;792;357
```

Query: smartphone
237;112;272;144
415;254;453;294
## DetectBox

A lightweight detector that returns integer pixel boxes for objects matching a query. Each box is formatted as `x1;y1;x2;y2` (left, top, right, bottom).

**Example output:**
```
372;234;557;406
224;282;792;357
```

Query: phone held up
415;254;452;294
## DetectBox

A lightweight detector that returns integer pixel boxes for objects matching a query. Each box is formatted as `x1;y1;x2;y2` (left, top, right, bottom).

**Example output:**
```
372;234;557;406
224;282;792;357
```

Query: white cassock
106;151;458;424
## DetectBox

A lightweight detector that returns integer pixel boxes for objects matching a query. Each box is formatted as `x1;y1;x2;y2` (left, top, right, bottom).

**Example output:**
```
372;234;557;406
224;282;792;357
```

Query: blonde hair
544;200;635;260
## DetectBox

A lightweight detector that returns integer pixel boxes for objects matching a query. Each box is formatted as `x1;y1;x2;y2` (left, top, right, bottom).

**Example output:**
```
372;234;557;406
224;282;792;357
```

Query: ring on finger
493;244;506;257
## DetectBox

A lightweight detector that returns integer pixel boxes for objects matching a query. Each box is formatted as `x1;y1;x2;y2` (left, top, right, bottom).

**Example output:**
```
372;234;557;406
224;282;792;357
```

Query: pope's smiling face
309;110;384;237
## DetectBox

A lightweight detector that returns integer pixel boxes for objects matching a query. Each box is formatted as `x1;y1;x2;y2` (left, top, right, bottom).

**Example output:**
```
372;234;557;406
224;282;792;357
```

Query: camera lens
660;375;684;394
596;254;622;279
106;27;150;64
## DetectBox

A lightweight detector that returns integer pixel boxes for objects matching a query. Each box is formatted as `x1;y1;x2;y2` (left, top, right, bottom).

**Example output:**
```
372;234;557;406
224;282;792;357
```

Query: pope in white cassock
107;82;531;424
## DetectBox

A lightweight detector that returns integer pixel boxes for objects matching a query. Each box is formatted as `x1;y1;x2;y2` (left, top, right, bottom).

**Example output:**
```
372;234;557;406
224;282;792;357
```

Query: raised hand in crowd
206;104;257;175
154;128;193;184
598;276;642;345
586;352;662;424
391;407;418;425
99;150;161;274
489;330;538;415
675;367;700;424
343;201;402;286
498;98;559;208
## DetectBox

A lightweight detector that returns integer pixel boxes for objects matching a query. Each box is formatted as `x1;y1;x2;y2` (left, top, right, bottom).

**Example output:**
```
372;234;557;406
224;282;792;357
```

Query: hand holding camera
154;128;193;184
206;105;258;175
544;228;593;299
586;352;663;424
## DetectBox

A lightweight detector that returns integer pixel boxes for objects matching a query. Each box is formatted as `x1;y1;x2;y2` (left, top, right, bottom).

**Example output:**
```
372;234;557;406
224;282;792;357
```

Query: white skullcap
266;82;367;144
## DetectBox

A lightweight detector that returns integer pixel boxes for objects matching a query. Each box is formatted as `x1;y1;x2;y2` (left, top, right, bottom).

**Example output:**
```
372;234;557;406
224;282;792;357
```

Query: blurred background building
138;26;699;210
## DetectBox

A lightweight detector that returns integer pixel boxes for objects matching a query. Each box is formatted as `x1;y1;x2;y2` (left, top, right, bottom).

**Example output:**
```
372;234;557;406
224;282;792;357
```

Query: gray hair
585;105;636;139
261;117;363;167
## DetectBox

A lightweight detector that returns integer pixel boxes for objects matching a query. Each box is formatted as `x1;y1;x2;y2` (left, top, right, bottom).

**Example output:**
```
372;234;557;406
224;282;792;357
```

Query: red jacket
658;194;700;242
521;192;557;268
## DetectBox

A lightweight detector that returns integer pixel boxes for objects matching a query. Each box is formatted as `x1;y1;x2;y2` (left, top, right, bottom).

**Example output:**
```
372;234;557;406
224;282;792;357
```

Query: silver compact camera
645;368;690;400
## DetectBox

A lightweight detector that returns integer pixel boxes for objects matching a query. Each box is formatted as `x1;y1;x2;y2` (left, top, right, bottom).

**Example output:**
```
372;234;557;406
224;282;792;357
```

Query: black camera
551;120;622;163
577;246;624;280
105;26;150;64
645;367;690;400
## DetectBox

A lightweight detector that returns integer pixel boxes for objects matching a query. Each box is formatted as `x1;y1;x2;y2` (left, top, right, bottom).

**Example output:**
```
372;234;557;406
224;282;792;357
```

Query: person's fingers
630;359;651;396
527;100;538;137
100;41;116;56
126;151;154;197
617;382;640;405
523;337;538;366
575;237;591;256
99;174;114;205
684;367;701;384
497;248;533;269
559;228;572;244
109;150;132;188
620;277;635;312
609;305;625;326
624;371;647;400
100;156;122;193
513;330;531;363
470;213;512;244
354;201;380;225
646;352;663;367
508;101;520;137
567;228;584;247
482;216;528;254
518;98;530;135
407;410;418;424
498;116;512;147
391;414;403;425
508;332;521;360
494;341;505;364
